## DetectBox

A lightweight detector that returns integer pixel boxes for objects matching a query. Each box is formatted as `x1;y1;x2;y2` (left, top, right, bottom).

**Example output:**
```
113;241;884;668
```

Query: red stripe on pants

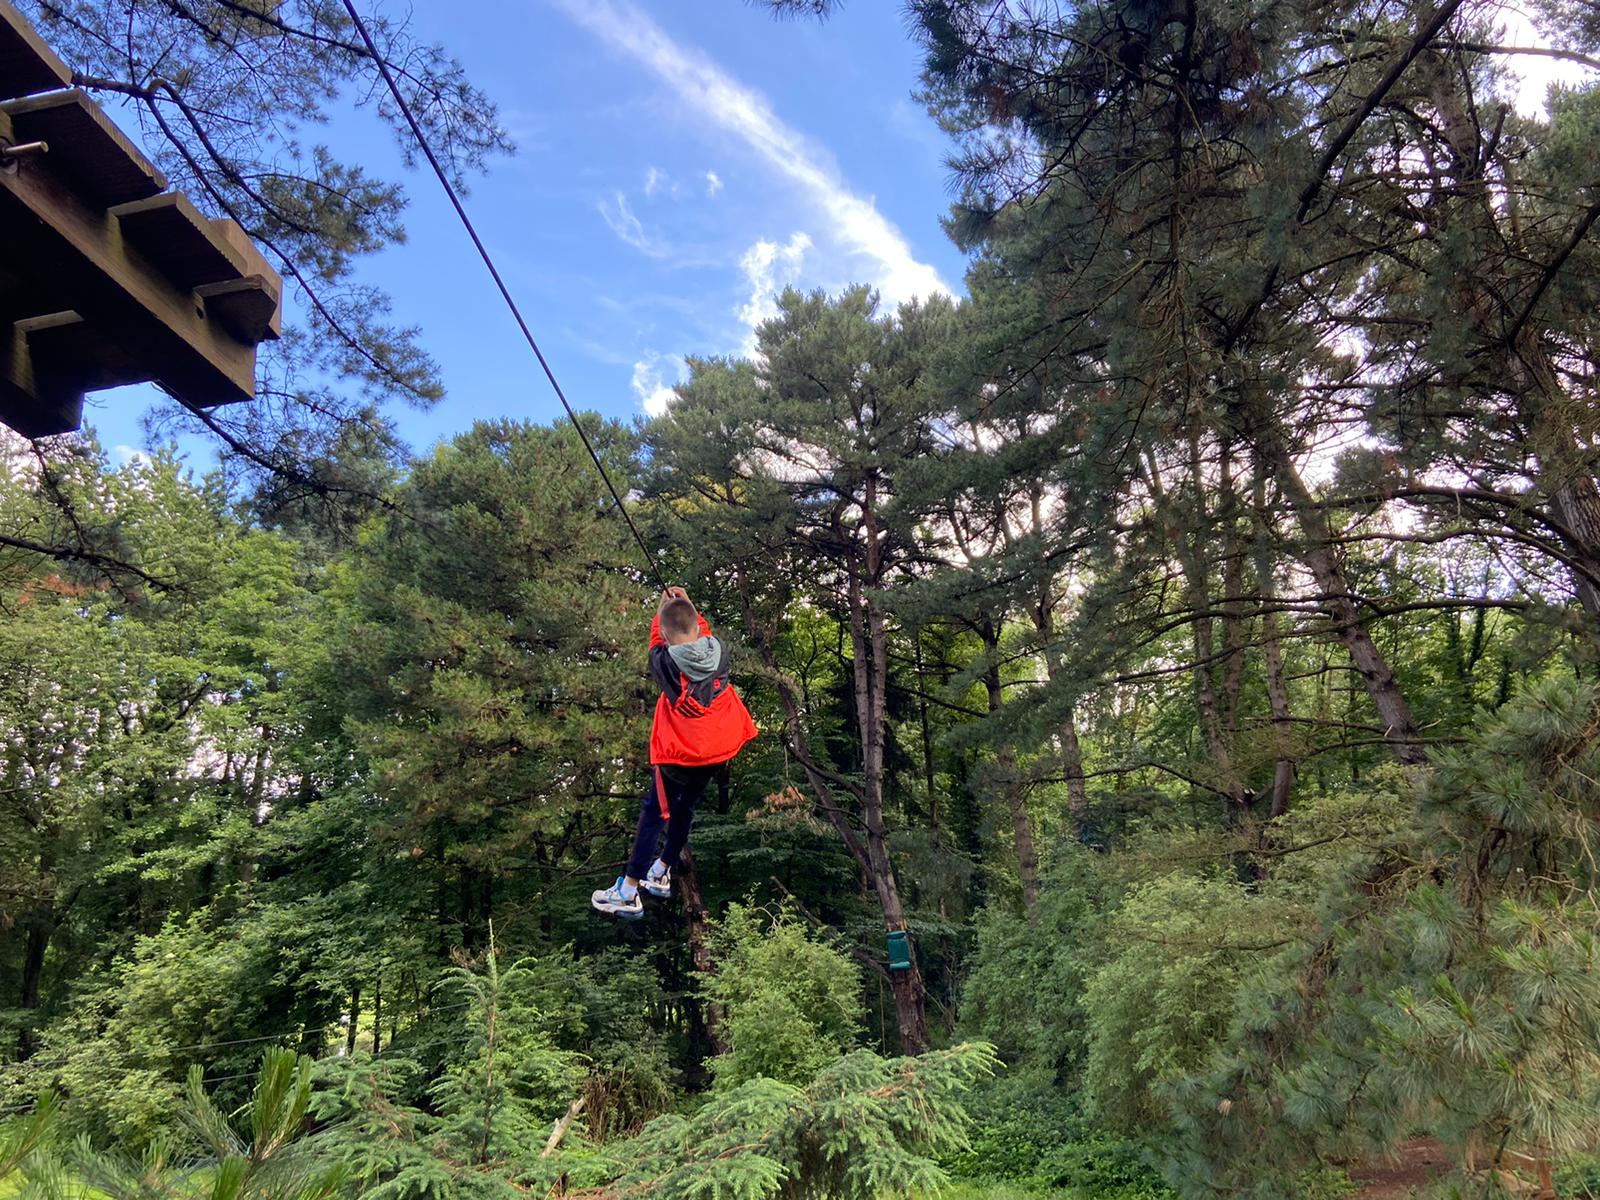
656;766;670;819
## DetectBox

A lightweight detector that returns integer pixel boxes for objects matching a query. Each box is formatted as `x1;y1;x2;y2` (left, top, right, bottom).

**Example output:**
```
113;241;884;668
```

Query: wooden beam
21;310;157;392
4;90;166;208
0;0;70;102
1;319;82;438
196;276;280;343
0;149;257;409
110;192;280;303
208;215;284;312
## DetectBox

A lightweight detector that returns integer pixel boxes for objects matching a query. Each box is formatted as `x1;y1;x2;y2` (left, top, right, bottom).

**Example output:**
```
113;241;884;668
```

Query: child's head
659;596;701;645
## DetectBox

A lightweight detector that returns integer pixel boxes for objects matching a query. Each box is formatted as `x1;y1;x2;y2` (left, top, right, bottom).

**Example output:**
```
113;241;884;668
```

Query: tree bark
1253;475;1298;818
345;986;360;1055
734;562;929;1053
1148;445;1254;812
17;911;51;1058
1035;608;1092;844
981;623;1038;909
1250;421;1427;765
675;850;727;1055
850;490;931;1053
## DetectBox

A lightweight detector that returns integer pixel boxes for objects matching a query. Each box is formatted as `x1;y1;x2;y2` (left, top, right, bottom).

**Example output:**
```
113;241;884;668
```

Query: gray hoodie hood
667;635;723;682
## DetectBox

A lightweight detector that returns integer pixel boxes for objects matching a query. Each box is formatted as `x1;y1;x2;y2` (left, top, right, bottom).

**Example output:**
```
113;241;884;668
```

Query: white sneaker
640;867;671;899
591;877;643;919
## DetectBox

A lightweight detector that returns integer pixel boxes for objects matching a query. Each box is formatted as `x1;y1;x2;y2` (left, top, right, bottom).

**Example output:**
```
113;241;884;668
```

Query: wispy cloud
705;169;723;197
553;0;949;305
631;352;686;416
738;232;810;353
644;166;667;197
598;191;663;255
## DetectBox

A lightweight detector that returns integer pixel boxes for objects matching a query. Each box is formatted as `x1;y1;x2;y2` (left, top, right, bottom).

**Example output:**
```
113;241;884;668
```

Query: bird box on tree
0;0;281;439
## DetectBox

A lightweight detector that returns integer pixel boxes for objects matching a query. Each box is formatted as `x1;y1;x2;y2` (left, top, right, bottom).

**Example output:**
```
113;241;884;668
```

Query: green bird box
886;928;912;971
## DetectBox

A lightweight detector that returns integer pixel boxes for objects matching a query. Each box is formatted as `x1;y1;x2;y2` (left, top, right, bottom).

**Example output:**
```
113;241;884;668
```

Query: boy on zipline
592;587;757;919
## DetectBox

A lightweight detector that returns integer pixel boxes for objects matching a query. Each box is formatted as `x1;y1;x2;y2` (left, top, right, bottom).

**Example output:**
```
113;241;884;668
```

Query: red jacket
648;612;758;767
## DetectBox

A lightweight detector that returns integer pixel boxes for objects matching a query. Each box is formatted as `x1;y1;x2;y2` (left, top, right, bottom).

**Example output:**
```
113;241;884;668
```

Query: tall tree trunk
675;850;727;1054
1148;444;1253;814
981;623;1038;909
1035;609;1092;844
1249;419;1428;765
17;911;51;1058
1059;706;1091;842
735;562;929;1054
852;491;931;1053
345;987;360;1055
912;630;937;822
1219;445;1247;737
1429;74;1600;628
1252;475;1298;817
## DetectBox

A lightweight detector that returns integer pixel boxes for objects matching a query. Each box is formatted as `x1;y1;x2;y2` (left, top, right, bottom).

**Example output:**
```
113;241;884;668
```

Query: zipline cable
337;0;668;592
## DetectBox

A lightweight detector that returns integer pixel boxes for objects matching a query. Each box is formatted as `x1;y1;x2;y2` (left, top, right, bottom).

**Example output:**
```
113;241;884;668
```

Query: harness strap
655;765;670;819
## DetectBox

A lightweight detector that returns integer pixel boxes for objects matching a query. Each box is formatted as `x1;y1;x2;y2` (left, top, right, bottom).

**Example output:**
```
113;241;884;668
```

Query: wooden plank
0;147;257;411
21;310;155;392
1;320;82;438
4;90;166;208
0;255;71;325
0;0;71;101
111;192;250;289
210;216;283;308
196;276;280;343
108;197;282;338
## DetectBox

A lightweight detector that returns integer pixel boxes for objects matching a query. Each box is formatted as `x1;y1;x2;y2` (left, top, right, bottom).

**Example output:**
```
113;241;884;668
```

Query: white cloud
631;352;687;416
644;166;667;197
553;0;949;306
705;169;724;196
113;444;150;468
598;191;660;255
737;232;810;353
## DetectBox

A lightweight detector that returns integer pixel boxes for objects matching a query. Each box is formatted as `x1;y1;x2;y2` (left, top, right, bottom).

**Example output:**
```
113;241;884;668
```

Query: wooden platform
0;0;281;438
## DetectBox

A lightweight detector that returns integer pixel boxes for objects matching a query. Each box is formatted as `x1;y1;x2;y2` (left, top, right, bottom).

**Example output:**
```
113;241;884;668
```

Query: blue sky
86;0;971;465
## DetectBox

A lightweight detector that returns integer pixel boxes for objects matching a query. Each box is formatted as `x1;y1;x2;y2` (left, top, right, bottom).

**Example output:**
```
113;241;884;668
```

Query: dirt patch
1346;1138;1453;1199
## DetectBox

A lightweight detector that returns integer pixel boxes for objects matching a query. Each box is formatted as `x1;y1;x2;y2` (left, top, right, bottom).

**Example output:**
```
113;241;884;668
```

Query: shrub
600;1042;998;1200
1083;873;1293;1128
1166;677;1600;1197
701;902;864;1088
958;845;1108;1092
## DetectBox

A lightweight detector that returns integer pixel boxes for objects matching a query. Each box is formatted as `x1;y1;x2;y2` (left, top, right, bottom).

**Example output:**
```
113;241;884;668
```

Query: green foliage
944;1096;1175;1199
604;1042;998;1200
426;931;581;1170
4;1052;336;1200
310;936;585;1200
1083;873;1297;1129
17;913;328;1148
0;1097;55;1184
958;847;1109;1091
1167;677;1600;1196
176;1050;343;1200
702;903;865;1088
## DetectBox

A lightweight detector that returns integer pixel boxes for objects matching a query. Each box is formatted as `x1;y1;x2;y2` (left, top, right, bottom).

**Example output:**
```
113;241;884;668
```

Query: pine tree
1167;676;1600;1196
645;288;957;1053
600;1042;997;1200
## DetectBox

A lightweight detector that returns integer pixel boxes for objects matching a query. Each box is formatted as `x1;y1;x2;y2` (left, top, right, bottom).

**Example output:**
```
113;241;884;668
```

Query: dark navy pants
625;763;719;881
